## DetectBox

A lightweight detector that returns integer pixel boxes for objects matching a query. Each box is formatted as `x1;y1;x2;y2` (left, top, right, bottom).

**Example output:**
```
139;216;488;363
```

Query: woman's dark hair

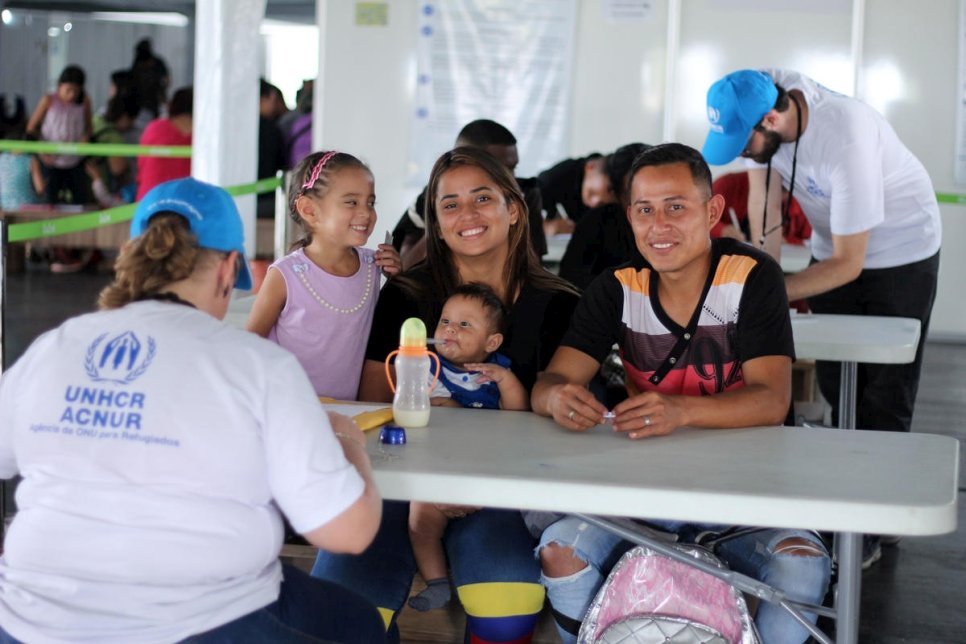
105;93;140;123
605;142;652;207
167;87;193;118
450;282;508;334
627;143;714;199
401;146;577;306
773;83;790;113
286;150;371;249
58;65;86;104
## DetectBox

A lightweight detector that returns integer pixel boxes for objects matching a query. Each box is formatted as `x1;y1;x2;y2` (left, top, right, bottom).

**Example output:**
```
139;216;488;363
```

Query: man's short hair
456;119;516;147
628;143;714;199
772;83;790;114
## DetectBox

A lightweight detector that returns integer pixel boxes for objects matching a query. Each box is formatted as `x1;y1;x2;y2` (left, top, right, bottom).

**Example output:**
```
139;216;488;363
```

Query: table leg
835;532;862;644
838;361;858;430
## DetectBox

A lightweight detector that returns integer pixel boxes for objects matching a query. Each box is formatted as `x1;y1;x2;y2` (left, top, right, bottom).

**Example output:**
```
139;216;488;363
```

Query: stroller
578;542;759;644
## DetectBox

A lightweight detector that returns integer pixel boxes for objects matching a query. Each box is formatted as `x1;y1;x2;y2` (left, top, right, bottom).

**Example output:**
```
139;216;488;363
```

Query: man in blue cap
702;69;942;565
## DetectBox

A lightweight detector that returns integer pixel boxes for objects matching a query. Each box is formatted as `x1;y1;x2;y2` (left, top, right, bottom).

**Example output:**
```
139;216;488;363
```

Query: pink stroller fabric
579;545;759;644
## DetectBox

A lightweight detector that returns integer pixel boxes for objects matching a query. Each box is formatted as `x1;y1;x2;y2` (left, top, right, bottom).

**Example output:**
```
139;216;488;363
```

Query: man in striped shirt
530;143;829;644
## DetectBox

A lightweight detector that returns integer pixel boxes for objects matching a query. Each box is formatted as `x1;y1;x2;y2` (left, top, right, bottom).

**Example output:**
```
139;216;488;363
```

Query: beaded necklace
293;254;374;315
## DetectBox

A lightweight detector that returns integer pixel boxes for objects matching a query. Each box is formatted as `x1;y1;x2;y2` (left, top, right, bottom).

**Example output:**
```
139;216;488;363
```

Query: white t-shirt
0;301;365;643
745;69;941;269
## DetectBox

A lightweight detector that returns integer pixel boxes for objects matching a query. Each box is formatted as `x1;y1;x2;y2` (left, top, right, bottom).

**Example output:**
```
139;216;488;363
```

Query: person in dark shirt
558;143;651;289
257;79;286;220
537;152;619;233
532;143;829;644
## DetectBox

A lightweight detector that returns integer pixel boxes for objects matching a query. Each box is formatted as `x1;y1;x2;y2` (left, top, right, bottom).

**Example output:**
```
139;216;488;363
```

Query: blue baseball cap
701;70;778;166
131;178;253;290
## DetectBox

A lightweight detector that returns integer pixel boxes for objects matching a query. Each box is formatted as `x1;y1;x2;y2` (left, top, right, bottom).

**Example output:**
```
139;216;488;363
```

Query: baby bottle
385;318;441;428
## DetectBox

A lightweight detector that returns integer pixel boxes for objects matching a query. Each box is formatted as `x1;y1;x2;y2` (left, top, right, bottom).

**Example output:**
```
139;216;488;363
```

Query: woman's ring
568;410;576;421
644;415;652;426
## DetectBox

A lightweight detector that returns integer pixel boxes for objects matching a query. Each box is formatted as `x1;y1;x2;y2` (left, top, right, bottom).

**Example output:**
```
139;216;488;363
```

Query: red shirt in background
711;172;811;245
136;118;192;200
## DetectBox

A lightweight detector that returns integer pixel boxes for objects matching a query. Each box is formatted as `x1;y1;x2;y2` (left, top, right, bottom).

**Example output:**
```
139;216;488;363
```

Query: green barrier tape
0;140;191;158
6;177;282;243
937;192;966;206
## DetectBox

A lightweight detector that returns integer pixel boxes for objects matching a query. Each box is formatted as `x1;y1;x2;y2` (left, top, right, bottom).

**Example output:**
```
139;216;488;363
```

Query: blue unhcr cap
131;177;253;290
701;70;778;166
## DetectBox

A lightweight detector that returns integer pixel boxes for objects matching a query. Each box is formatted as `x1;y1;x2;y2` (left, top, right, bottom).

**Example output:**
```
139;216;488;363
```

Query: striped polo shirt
563;238;794;397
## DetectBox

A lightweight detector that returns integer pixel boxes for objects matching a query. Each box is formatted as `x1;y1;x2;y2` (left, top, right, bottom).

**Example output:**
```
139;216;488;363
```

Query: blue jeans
0;564;384;644
536;517;830;644
312;500;544;643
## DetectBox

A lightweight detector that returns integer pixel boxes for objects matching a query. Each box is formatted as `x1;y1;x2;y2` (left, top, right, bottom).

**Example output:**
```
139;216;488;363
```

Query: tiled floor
3;268;963;643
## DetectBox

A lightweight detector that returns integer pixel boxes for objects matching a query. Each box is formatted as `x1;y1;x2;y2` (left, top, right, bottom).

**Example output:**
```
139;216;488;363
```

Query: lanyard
645;251;720;386
760;93;802;248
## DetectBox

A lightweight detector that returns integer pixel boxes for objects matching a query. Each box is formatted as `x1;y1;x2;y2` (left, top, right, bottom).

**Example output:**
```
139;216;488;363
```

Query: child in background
0;124;43;212
25;65;92;205
407;283;528;611
246;150;401;399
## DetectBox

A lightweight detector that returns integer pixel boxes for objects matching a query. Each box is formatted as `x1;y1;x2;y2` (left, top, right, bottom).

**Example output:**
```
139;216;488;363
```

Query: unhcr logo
85;331;156;384
707;106;721;124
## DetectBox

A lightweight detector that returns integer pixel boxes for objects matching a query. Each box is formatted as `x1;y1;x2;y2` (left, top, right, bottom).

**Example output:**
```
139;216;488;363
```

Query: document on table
320;400;394;431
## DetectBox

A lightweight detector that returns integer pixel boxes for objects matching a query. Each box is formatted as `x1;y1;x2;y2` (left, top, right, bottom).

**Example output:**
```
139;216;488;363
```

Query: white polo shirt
746;69;941;269
0;301;364;643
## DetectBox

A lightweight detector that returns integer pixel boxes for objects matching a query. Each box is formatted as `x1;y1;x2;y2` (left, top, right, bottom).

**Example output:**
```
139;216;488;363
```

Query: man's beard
748;129;783;164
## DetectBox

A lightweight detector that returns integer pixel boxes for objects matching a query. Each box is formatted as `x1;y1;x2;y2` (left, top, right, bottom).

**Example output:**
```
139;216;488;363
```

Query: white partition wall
569;0;669;155
861;1;959;338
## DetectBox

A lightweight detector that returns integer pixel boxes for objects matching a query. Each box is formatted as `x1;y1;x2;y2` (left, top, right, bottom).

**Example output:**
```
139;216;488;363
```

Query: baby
407;283;528;611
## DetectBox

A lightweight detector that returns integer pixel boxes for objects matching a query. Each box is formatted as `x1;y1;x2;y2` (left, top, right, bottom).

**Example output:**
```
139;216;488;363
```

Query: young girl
25;65;92;205
247;150;401;399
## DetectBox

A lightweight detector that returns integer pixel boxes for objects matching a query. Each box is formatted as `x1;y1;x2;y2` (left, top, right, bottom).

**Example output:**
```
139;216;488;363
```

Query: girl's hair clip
300;150;339;193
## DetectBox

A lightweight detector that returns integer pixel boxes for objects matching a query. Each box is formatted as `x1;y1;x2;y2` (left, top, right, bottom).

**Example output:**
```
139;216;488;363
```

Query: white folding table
791;314;921;430
365;407;958;644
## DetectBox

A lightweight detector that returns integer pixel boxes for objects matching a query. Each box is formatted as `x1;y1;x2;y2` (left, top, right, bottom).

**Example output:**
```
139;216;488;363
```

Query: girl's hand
463;362;508;384
375;244;402;277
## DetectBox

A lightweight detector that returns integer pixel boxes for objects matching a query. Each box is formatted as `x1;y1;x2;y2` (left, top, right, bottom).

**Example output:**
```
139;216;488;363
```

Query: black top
366;265;579;392
537;156;597;223
257;116;286;219
558;203;639;290
391;177;548;257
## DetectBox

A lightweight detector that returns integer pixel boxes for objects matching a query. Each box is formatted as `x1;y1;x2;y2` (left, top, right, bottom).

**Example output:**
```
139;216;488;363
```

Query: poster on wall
957;0;966;184
408;0;578;186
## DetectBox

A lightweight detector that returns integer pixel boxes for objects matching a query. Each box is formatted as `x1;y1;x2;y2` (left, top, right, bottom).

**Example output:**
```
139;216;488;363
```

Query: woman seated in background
312;146;580;642
0;178;385;643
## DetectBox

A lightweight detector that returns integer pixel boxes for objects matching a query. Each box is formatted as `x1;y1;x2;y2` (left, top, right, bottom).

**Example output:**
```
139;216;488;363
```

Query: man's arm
532;346;608;429
611;354;792;439
746;167;784;259
785;229;868;301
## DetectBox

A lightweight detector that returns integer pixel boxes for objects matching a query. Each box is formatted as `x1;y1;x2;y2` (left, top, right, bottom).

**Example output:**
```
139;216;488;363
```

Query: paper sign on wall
408;1;578;185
